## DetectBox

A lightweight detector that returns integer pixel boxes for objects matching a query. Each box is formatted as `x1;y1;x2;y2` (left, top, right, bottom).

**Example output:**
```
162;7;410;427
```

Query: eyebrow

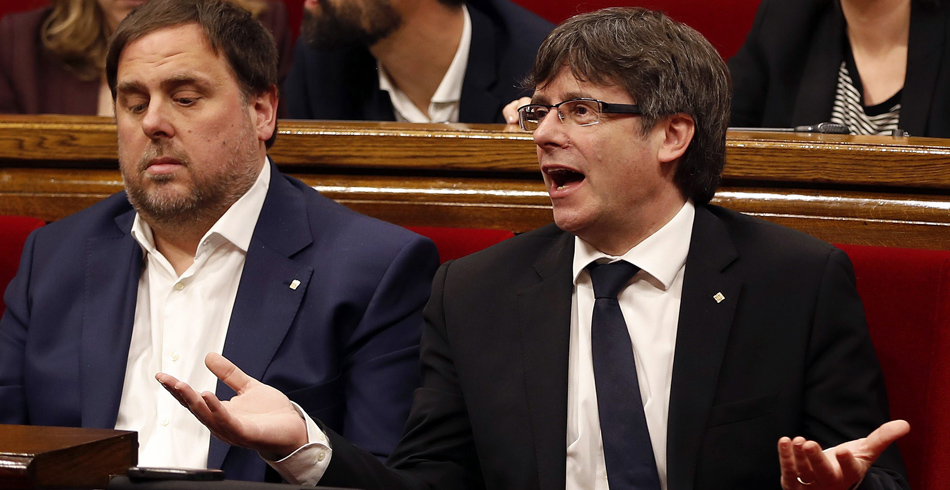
116;73;213;96
115;80;147;97
531;91;593;105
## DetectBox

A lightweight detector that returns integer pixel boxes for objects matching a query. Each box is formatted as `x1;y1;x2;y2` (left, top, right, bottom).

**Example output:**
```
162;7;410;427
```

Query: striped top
830;60;902;135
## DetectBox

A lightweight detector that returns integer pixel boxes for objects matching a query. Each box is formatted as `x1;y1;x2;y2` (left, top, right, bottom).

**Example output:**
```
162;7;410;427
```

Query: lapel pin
289;279;300;291
713;292;725;303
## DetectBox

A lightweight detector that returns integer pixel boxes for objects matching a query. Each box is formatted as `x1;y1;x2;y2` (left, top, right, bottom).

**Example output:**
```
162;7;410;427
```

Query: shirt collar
131;157;271;256
377;4;472;122
572;200;695;290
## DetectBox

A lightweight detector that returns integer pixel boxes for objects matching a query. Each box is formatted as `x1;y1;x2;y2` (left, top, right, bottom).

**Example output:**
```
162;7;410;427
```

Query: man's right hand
157;352;309;461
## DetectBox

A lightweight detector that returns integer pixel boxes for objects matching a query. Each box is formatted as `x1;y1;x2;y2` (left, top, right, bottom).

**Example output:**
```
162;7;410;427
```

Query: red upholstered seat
0;0;48;20
0;216;45;316
508;0;762;60
837;244;950;490
407;226;514;264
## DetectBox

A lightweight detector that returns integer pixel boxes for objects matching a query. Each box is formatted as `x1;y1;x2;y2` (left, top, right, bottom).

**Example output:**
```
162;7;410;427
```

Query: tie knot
587;261;640;299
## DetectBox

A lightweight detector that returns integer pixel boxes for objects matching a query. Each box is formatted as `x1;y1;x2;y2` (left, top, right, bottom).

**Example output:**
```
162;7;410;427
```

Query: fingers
802;439;838;484
793;437;819;485
205;352;254;394
502;97;532;125
778;437;800;489
156;372;241;444
834;447;864;484
775;420;908;490
863;420;910;457
157;372;213;417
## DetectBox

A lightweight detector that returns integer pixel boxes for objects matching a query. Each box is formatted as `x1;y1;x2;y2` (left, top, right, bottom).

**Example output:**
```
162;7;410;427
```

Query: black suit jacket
728;0;950;138
283;0;552;123
316;205;907;490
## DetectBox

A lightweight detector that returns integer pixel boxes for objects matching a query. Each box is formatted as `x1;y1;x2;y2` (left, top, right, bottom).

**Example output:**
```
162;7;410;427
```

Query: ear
656;114;695;164
250;85;279;144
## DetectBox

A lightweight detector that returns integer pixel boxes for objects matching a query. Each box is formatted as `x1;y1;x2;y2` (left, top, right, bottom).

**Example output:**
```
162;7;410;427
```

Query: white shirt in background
378;5;472;123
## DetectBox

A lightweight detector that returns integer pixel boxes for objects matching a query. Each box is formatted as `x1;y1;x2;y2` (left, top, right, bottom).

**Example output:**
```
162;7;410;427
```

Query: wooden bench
0;115;948;250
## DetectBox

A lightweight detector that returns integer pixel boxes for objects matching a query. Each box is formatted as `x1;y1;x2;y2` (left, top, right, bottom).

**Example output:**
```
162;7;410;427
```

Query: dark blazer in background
314;205;907;490
0;4;294;115
283;0;552;123
728;0;950;138
0;160;440;482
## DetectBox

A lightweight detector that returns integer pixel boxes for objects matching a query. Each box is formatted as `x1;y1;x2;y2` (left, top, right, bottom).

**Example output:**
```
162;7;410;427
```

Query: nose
141;99;175;140
532;109;568;149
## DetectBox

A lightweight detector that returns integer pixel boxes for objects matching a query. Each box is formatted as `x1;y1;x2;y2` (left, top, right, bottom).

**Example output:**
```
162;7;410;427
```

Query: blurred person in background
728;0;950;137
0;0;293;115
284;0;551;123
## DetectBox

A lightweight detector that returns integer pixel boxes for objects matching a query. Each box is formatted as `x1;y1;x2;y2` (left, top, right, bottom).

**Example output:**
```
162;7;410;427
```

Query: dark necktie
588;261;661;490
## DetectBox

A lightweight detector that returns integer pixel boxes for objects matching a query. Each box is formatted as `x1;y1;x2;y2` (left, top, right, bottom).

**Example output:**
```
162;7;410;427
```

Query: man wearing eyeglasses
160;7;909;490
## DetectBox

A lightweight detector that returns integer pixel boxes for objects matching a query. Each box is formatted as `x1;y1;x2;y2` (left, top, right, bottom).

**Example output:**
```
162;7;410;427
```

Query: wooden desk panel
1;116;948;249
0;424;136;489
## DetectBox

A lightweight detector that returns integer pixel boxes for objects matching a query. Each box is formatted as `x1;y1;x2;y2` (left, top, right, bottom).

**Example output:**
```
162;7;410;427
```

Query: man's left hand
778;419;910;490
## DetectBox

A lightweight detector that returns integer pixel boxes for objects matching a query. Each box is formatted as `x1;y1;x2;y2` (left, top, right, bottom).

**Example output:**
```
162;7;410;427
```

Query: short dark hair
525;7;731;204
106;0;279;147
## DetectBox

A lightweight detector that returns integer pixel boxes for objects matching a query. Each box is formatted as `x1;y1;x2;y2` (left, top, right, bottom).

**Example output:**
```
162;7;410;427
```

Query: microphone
731;122;851;134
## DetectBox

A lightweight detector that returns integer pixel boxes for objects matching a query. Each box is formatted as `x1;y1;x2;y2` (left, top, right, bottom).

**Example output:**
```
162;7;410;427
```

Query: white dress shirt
567;201;694;490
113;160;271;468
377;6;472;123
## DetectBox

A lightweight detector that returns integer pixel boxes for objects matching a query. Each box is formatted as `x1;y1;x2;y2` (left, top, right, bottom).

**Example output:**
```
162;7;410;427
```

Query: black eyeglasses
517;98;641;131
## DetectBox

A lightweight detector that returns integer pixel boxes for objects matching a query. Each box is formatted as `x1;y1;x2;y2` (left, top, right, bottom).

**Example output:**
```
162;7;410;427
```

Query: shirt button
174;282;185;291
160;417;170;427
171;352;180;362
317;451;326;462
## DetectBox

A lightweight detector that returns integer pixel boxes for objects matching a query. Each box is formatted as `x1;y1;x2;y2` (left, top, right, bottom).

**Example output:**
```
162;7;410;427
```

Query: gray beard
120;138;260;235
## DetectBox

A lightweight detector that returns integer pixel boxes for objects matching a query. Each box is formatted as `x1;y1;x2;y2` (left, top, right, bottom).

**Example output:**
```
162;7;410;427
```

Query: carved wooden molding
1;115;948;249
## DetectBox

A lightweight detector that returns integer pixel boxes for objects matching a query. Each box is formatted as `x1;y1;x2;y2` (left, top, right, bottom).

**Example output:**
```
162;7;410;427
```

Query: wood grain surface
1;116;948;249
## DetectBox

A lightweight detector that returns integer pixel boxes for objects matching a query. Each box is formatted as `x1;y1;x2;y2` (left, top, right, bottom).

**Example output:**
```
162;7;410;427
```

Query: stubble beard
120;122;262;235
300;0;401;50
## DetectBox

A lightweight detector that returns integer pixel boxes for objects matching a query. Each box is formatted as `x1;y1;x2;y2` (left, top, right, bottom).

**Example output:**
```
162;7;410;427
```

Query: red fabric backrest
507;0;761;60
0;0;48;21
0;216;45;316
407;226;514;264
836;244;950;490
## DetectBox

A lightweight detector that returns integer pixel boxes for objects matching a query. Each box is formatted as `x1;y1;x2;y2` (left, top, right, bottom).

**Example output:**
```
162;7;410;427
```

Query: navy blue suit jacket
0;160;439;482
283;0;552;123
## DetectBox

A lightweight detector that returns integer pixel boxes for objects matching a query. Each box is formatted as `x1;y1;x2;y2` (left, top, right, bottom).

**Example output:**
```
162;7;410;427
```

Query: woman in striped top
729;0;950;138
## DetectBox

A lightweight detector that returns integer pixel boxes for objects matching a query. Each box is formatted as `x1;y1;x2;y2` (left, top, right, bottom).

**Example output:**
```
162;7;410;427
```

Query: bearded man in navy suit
285;0;552;123
0;0;438;482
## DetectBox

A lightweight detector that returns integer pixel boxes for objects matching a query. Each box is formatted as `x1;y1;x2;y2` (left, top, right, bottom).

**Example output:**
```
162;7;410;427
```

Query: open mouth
547;168;585;189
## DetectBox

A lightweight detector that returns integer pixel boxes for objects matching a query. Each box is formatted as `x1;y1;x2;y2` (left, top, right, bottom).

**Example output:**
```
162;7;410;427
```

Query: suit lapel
80;208;142;429
458;6;503;123
517;230;573;490
792;5;844;126
209;165;314;470
665;207;741;490
899;4;947;136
